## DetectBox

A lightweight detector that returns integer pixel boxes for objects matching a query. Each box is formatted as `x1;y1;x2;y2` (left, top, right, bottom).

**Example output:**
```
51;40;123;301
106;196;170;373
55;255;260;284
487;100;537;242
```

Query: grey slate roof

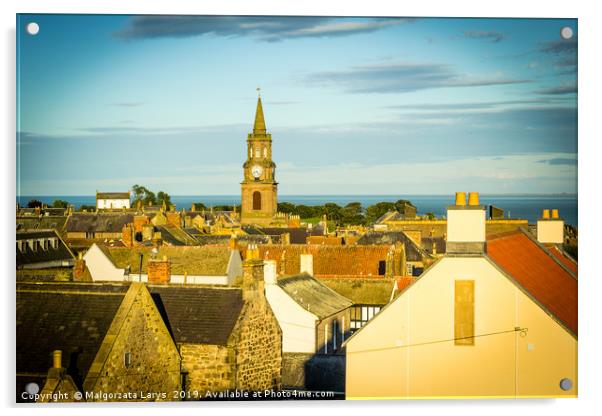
16;282;129;390
194;234;271;246
421;236;446;255
244;226;309;244
156;225;199;246
97;192;130;200
66;213;134;233
278;273;353;319
16;230;75;267
149;286;243;345
355;231;427;262
16;216;68;231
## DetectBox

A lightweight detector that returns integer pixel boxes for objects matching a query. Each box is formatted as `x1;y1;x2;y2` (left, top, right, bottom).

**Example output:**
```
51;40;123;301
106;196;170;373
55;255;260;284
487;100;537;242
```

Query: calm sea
16;194;578;227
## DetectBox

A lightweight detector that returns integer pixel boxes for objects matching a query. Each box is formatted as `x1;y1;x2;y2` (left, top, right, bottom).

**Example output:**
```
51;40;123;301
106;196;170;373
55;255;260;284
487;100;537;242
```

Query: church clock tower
240;92;278;226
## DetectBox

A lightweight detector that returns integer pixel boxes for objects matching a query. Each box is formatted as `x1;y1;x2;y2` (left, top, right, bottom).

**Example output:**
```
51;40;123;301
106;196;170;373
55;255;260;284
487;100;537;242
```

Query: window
124;352;132;368
332;320;338;351
454;280;475;346
28;240;38;252
350;305;381;332
42;239;49;251
255;147;261;158
252;191;261;210
263;147;268;157
378;260;386;275
17;241;25;253
85;232;95;239
406;263;414;276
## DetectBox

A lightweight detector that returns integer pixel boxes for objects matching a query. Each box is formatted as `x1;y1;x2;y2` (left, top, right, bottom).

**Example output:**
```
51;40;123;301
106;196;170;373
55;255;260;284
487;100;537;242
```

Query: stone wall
83;284;181;401
282;353;346;393
232;300;282;391
231;256;282;391
180;344;235;395
148;258;170;284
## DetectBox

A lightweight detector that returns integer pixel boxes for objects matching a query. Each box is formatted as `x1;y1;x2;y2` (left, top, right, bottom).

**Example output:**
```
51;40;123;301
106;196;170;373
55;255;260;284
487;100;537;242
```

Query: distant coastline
16;194;578;227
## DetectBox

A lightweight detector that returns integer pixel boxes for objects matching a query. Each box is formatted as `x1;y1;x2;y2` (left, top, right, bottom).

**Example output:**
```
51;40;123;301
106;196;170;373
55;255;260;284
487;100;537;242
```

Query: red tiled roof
307;236;344;245
548;246;578;274
257;245;392;278
396;277;415;291
486;230;577;336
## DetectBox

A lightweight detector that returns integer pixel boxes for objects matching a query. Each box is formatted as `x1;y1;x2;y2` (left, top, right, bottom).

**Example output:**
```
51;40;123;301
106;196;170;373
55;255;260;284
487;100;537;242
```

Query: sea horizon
17;194;578;227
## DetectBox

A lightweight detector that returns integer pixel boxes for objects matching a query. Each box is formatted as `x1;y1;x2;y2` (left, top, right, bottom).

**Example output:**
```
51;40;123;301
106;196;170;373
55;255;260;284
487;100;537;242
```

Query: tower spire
253;88;266;135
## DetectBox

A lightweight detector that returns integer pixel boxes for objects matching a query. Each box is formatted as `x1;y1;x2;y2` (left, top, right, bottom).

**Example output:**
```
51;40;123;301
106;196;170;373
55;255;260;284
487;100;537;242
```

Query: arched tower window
253;191;262;210
263;147;268;157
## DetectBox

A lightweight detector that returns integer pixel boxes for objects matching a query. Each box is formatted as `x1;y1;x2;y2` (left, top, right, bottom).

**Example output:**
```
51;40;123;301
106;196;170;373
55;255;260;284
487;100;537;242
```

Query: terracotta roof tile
548;246;578;274
257;245;391;277
486;230;577;336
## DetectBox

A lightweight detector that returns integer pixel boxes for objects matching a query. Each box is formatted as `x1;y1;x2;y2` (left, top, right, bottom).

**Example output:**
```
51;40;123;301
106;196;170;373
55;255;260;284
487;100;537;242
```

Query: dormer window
124;352;132;368
28;240;38;252
17;241;26;253
42;239;49;251
52;238;59;249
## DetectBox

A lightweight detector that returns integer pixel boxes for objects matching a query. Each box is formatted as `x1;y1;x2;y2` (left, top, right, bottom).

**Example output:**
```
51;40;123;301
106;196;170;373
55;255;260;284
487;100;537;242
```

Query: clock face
251;165;263;178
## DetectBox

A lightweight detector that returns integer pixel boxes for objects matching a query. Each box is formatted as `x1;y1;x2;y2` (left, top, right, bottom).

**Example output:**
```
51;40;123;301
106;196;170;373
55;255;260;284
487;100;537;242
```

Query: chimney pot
542;209;550;220
455;192;467;206
52;350;62;369
551;209;559;219
468;192;480;206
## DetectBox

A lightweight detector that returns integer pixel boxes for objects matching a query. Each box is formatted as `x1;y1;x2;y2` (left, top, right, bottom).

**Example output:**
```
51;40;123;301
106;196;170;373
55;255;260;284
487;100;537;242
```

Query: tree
156;191;171;207
27;199;43;208
277;202;296;214
341;202;365;225
80;205;96;212
52;199;69;208
365;202;396;224
193;202;207;211
131;184;164;206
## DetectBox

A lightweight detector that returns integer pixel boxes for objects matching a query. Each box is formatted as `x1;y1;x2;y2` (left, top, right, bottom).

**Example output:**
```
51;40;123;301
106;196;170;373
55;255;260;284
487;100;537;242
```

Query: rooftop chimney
300;254;314;276
229;233;238;250
537;209;564;244
264;259;277;285
468;192;480;206
455;192;467;206
242;245;265;302
53;350;62;369
446;191;486;254
148;255;171;284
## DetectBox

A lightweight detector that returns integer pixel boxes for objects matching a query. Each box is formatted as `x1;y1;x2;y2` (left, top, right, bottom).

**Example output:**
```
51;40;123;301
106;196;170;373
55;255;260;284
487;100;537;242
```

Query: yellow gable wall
346;257;577;399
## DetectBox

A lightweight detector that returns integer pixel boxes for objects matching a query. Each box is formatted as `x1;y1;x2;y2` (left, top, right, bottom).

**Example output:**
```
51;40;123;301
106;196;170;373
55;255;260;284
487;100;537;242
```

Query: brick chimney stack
446;191;486;254
73;252;88;281
300;253;314;276
229;233;239;250
537;208;565;244
122;224;135;248
53;350;62;369
242;244;265;302
148;255;171;284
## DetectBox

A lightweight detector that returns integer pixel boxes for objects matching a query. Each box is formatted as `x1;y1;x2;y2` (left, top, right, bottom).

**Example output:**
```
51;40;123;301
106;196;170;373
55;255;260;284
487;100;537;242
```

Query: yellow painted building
345;192;577;399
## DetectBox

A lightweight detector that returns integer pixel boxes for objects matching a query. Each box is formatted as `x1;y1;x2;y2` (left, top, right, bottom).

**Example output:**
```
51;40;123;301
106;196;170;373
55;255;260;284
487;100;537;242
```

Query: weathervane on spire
256;86;261;97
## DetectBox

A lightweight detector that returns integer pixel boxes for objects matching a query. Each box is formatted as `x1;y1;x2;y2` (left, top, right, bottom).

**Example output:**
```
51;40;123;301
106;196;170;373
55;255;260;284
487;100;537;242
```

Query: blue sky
16;15;577;196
